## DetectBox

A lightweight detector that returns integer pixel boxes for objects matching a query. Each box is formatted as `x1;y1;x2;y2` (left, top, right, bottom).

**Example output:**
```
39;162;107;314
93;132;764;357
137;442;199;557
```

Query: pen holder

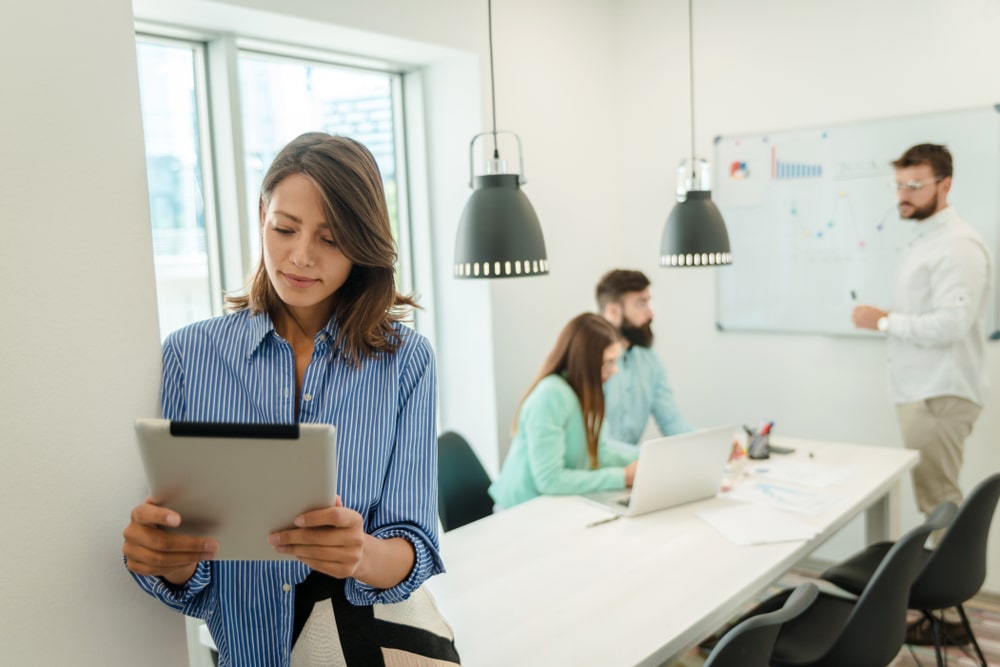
747;432;771;460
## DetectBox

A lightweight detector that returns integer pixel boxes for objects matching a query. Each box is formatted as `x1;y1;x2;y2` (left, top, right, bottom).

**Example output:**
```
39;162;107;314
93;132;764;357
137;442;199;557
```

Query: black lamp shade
454;173;548;278
659;190;732;267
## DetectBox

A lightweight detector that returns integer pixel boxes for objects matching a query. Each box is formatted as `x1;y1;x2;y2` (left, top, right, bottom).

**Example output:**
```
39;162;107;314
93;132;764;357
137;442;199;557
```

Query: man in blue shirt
596;269;694;445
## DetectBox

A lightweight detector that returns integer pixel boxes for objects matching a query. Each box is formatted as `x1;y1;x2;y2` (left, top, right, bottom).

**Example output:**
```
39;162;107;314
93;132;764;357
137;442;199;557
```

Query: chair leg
925;610;945;667
955;604;987;667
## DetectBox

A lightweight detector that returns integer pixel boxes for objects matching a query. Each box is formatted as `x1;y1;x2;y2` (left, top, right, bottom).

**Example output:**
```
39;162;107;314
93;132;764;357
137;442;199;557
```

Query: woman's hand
269;496;366;579
269;496;416;589
123;497;218;585
624;461;638;487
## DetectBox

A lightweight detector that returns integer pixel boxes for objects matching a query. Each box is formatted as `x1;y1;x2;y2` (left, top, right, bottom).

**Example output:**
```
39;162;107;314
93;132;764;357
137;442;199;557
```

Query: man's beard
620;320;654;348
899;192;939;221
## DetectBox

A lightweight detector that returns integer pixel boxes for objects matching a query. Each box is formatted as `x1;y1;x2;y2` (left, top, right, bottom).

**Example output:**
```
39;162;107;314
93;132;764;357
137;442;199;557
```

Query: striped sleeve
160;332;187;421
345;334;444;605
129;561;214;616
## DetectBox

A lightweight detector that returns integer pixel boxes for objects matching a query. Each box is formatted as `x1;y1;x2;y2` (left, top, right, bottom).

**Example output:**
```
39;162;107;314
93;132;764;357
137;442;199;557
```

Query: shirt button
284;388;290;398
318;334;327;342
303;393;313;402
282;583;291;592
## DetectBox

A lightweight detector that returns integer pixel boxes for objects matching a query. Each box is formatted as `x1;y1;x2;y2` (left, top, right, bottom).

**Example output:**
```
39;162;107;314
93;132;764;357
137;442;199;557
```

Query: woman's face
600;341;622;383
261;173;353;322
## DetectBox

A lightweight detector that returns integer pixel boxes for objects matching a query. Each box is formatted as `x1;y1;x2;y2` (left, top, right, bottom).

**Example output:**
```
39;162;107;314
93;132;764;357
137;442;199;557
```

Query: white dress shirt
885;206;991;405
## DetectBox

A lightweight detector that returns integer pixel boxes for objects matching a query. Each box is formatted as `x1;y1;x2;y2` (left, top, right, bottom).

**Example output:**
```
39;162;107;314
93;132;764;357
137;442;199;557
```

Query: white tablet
135;418;337;560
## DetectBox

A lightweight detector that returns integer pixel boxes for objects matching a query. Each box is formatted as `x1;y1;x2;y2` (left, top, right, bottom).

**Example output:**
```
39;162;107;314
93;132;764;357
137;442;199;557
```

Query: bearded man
595;269;694;446
851;143;990;571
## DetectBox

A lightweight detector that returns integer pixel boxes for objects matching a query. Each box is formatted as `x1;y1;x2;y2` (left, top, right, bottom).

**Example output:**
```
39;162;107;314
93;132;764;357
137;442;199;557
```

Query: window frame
135;23;417;333
135;31;225;323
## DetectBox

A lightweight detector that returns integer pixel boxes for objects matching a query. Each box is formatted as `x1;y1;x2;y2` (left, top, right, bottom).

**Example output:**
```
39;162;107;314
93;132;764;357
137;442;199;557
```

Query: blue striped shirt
129;309;443;667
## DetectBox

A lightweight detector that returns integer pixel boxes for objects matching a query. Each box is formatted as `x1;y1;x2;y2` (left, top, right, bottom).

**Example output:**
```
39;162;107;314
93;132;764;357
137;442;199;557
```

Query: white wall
0;0;188;664
483;0;627;463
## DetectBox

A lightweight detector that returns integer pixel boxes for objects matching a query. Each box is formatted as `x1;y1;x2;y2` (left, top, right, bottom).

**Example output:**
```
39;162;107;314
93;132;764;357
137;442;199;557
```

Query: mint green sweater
489;374;638;508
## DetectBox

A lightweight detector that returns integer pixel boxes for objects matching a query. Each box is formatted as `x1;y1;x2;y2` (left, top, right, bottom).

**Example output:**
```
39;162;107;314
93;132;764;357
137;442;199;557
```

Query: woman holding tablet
122;133;459;666
488;313;639;509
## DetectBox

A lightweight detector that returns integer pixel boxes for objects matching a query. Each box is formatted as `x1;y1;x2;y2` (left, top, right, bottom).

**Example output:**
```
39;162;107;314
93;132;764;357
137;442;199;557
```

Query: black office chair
821;472;1000;667
702;582;819;667
437;430;494;532
734;501;956;667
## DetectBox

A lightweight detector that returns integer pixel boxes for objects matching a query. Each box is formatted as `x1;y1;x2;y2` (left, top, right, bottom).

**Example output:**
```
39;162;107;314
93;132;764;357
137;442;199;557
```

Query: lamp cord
488;0;499;159
688;0;696;181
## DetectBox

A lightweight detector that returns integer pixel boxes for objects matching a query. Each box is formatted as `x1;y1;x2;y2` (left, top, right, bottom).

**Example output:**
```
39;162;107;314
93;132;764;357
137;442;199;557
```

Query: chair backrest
910;471;1000;609
703;583;819;667
437;431;493;532
812;501;957;667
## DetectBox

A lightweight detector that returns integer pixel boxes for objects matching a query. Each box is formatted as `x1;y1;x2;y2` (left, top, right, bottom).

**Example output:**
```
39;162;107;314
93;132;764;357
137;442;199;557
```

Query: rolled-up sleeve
128;559;215;617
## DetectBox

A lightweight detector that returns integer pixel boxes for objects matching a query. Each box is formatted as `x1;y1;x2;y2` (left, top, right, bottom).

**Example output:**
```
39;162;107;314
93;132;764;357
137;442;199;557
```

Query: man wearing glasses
851;143;990;642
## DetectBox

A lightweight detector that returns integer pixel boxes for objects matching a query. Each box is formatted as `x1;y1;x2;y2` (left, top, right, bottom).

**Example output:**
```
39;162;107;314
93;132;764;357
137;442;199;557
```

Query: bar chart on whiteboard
713;105;1000;337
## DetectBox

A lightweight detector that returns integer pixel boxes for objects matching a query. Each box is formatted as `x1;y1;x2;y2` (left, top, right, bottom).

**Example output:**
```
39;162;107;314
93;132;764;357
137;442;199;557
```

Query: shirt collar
911;205;956;240
244;310;342;359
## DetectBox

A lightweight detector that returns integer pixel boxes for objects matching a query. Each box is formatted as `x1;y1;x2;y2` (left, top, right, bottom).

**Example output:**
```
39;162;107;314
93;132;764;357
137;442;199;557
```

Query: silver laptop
584;425;735;517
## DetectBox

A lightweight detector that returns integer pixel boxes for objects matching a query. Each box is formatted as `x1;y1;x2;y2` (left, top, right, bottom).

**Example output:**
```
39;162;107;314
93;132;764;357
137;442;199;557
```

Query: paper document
696;503;818;545
747;461;854;488
724;481;844;516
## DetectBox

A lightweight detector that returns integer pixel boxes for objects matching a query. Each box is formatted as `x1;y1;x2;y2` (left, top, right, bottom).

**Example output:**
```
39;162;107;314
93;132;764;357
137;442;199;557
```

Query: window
237;52;405;266
135;37;217;337
135;33;412;340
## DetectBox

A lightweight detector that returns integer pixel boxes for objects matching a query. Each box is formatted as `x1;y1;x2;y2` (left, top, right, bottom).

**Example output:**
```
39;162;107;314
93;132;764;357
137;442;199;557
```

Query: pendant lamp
454;0;548;279
660;0;731;268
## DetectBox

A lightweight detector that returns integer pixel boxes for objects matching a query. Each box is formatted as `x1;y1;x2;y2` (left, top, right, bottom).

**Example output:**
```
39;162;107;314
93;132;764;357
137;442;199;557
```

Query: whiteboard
714;105;1000;337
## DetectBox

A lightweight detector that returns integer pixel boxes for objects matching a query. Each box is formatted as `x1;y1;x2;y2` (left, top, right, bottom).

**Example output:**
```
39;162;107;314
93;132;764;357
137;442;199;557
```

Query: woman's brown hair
515;313;619;468
226;132;417;366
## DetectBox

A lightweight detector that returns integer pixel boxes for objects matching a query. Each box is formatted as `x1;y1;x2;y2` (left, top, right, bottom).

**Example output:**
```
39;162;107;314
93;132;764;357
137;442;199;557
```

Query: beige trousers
896;396;980;616
895;395;982;515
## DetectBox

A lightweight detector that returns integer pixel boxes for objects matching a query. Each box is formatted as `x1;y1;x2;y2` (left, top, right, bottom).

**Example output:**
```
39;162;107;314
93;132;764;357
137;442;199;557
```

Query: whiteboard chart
714;105;1000;337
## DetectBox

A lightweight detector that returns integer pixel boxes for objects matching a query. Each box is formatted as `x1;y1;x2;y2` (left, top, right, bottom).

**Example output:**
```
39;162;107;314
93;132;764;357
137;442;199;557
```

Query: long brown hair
516;313;619;468
226;133;417;366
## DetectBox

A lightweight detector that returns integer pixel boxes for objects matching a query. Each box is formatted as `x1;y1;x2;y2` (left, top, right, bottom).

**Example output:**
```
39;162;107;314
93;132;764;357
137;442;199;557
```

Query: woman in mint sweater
489;313;639;508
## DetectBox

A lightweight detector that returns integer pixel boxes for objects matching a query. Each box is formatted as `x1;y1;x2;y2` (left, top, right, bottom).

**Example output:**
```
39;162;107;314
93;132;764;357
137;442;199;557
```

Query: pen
586;515;621;528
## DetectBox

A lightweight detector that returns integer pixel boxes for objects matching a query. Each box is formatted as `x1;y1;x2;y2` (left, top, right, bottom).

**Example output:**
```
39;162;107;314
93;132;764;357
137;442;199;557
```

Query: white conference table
425;436;918;667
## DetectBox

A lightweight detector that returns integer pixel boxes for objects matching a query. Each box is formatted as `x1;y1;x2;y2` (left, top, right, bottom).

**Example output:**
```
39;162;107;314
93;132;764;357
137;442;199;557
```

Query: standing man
852;143;991;531
596;269;694;446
